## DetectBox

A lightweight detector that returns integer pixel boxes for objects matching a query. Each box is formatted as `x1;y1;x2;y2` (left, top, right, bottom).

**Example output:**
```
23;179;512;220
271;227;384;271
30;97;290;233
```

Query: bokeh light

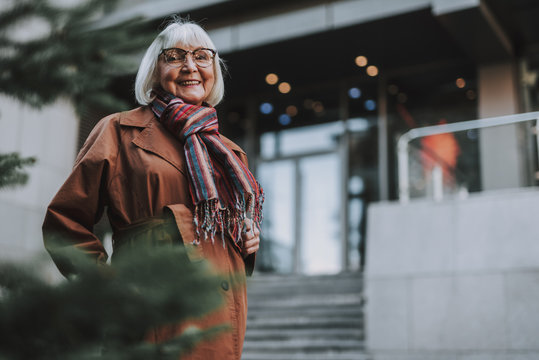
279;114;291;125
355;56;368;67
348;87;362;99
364;99;377;111
286;105;298;116
456;77;466;88
366;65;379;77
313;101;324;113
466;89;476;100
259;102;273;114
278;82;291;94
265;73;279;85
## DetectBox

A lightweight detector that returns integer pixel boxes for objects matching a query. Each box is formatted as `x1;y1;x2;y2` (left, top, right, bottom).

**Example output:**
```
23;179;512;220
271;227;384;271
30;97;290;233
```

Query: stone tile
508;351;539;360
410;276;456;350
0;165;41;208
453;198;494;271
42;99;78;169
452;274;507;350
0;94;23;152
455;191;539;272
19;104;45;158
366;201;454;277
457;351;508;360
371;351;457;360
365;278;409;351
38;165;71;207
411;274;507;351
505;271;539;349
0;202;26;257
22;208;46;251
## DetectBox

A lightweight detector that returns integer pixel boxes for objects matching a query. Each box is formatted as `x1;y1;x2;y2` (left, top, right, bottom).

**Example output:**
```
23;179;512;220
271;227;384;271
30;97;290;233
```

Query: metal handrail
398;111;539;202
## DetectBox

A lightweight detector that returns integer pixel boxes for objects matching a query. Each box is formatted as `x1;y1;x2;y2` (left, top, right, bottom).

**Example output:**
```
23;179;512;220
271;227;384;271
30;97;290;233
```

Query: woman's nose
181;55;197;72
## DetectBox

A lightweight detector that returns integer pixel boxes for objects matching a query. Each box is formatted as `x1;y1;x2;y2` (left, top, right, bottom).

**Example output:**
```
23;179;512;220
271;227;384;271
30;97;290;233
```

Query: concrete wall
478;62;530;190
0;95;78;281
365;188;539;359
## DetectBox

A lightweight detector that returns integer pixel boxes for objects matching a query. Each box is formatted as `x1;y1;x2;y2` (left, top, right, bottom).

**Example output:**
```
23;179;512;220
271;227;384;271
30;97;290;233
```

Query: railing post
432;165;443;202
398;136;410;203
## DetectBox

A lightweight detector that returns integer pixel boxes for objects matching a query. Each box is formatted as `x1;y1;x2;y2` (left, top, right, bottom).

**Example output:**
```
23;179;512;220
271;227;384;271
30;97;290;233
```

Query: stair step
248;293;363;308
247;305;362;318
241;350;371;360
246;316;362;329
243;273;365;360
242;338;364;351
249;272;361;282
244;327;363;340
247;286;362;297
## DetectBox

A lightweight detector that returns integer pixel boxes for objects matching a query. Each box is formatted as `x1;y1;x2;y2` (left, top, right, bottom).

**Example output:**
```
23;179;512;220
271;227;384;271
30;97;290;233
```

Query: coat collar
119;106;247;173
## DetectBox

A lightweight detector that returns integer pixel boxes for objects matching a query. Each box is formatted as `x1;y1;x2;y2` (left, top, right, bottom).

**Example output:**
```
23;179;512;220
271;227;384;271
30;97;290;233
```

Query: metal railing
398;111;539;202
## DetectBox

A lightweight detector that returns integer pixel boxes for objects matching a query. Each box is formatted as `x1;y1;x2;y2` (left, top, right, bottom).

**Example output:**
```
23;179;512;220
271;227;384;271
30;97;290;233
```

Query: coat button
221;281;229;291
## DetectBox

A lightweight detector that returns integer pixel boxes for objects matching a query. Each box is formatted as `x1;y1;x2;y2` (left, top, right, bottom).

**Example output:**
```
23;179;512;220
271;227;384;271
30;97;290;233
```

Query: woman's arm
43;114;120;278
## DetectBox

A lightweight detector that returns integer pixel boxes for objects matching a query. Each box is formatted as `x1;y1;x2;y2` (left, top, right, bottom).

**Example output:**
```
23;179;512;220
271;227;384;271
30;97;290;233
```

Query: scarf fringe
193;187;264;248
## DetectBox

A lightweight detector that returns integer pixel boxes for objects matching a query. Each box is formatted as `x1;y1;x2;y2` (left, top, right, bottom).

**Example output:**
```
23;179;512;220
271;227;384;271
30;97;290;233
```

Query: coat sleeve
42;114;120;278
236;151;257;277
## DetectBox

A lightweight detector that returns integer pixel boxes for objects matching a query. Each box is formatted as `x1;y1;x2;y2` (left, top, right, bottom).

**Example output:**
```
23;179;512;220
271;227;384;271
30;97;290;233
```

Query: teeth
181;81;200;85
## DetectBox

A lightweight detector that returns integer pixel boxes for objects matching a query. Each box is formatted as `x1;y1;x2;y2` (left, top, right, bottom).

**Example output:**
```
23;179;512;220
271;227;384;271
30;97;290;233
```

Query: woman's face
157;43;215;106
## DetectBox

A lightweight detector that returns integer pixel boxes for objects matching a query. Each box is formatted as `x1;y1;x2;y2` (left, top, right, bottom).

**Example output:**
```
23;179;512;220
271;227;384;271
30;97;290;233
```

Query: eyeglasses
160;47;216;68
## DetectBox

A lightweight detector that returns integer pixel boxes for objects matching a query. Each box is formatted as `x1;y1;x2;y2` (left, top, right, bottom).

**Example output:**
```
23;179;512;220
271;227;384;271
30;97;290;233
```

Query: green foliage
0;246;228;360
0;152;36;189
0;0;155;115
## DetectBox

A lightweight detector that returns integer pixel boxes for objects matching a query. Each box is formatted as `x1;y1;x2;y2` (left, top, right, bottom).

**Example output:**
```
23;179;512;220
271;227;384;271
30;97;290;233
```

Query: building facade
2;0;539;357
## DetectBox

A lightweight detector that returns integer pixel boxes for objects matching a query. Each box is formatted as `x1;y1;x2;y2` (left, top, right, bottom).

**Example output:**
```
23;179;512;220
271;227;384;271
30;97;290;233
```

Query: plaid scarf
150;89;263;247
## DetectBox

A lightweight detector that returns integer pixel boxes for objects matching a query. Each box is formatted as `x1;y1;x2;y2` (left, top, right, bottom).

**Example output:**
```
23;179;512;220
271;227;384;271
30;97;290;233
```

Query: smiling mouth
180;80;201;86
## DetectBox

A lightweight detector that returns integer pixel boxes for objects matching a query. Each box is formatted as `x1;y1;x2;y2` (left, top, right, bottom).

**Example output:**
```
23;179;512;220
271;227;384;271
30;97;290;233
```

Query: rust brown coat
42;106;255;360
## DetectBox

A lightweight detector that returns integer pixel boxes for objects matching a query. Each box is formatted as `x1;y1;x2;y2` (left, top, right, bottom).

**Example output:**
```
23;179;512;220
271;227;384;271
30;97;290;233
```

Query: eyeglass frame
159;47;217;68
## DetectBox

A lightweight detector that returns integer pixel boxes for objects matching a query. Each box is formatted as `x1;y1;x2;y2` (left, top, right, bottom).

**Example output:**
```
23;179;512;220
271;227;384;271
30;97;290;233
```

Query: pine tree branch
0;153;36;189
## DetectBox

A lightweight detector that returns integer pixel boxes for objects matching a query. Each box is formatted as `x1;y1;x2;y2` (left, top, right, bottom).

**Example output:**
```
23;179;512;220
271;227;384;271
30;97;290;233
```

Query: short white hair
134;19;225;107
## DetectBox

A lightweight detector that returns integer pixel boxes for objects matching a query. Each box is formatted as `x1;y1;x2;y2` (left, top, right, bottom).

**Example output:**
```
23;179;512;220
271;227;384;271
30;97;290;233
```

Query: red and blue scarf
150;89;263;246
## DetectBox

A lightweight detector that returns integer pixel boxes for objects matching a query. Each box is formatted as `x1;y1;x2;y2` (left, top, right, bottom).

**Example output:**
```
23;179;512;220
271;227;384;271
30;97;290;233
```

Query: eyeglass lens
162;48;214;67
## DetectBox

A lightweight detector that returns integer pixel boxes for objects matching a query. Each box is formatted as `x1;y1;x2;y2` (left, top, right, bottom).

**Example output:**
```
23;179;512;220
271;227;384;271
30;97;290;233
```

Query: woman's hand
241;218;260;257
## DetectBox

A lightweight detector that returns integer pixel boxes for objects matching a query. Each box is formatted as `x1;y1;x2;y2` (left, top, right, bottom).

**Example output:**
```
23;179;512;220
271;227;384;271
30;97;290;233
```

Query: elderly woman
42;19;263;360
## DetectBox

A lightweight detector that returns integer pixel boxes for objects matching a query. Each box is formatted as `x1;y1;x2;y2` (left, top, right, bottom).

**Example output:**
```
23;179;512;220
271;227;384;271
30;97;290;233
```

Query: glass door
257;151;342;275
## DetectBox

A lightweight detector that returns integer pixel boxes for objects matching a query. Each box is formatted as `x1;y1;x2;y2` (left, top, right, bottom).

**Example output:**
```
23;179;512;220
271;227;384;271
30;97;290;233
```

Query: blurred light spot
355;55;368;67
265;73;278;85
364;99;377;111
467;129;478;140
466;89;476;100
303;99;313;109
347;117;370;132
278;82;291;94
279;114;291;126
286;105;298;117
348;87;362;99
397;93;408;103
259;102;273;114
349;176;365;195
388;84;399;95
456;77;466;88
313;101;324;113
366;65;379;77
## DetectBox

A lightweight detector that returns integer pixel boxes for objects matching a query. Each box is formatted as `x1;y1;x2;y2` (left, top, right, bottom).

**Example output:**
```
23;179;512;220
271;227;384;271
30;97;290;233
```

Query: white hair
134;19;225;107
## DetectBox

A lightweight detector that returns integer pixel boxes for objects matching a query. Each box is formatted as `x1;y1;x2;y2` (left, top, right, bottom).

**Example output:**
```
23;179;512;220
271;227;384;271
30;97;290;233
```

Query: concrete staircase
242;272;369;360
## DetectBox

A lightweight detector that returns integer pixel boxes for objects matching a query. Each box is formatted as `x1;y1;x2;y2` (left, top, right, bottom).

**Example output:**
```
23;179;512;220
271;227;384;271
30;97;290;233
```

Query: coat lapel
120;107;187;176
119;106;248;175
